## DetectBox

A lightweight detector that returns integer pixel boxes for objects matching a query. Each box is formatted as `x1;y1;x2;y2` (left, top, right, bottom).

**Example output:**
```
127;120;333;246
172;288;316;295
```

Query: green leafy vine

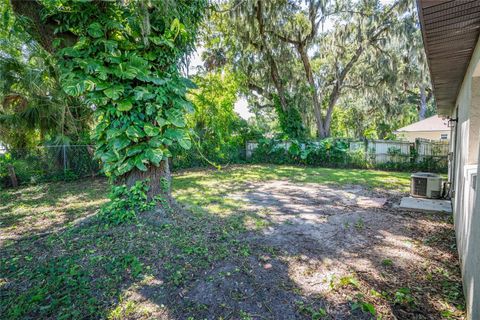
35;1;206;220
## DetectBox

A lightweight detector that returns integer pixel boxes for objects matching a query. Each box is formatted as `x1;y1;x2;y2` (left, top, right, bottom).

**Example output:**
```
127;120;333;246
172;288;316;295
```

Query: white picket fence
363;139;411;164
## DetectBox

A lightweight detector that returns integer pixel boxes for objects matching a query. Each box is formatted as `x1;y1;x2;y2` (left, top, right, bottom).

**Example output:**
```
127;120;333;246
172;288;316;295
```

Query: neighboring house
418;1;480;319
394;115;450;142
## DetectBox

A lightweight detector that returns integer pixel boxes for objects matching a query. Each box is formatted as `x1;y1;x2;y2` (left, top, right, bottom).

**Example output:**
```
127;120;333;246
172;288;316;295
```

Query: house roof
395;115;449;132
416;0;480;115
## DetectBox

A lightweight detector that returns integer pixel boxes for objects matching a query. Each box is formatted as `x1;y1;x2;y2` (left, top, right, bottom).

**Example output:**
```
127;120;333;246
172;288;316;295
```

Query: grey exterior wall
464;145;480;320
450;35;480;320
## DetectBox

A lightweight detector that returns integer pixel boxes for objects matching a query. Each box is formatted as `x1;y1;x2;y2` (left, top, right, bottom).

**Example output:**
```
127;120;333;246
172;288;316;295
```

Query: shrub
249;138;447;173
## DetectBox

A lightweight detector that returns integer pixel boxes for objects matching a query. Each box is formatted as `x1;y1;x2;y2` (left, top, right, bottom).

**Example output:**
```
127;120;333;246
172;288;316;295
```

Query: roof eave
416;0;480;116
416;0;451;115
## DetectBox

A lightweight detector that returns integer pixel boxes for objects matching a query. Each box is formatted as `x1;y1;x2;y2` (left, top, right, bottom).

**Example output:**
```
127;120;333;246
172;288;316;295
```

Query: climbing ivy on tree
274;96;306;140
10;0;207;209
59;14;195;176
52;1;204;174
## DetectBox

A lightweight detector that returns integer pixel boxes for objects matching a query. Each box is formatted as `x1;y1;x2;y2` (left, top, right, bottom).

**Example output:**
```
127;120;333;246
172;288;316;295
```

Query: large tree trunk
7;165;18;188
323;85;342;138
268;56;288;111
419;84;427;120
296;43;326;138
322;46;365;138
11;0;78;53
119;160;173;204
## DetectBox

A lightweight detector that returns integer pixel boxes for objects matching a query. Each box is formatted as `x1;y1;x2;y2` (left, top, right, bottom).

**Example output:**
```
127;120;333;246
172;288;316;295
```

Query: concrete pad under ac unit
398;197;452;214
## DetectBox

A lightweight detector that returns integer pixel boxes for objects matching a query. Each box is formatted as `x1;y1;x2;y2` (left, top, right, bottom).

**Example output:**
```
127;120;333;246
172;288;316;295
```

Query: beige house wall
396;130;450;142
450;35;480;320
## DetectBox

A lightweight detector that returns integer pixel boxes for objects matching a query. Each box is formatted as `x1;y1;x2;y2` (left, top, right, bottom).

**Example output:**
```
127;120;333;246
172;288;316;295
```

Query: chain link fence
1;145;101;187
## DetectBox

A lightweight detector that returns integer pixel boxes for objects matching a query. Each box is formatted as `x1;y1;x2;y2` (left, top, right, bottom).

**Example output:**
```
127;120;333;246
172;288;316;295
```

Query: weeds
351;294;376;317
296;301;328;319
339;275;360;289
381;259;393;267
393;288;415;305
354;218;365;230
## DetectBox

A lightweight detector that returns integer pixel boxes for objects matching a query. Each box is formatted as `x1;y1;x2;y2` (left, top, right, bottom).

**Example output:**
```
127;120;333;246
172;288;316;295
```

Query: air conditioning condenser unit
410;172;443;199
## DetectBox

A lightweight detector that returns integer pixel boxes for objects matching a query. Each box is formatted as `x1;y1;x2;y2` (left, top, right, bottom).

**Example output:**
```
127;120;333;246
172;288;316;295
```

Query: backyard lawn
0;165;464;319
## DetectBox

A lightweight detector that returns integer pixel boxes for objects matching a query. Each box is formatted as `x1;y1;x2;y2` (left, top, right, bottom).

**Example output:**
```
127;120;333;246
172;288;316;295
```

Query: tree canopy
201;0;433;139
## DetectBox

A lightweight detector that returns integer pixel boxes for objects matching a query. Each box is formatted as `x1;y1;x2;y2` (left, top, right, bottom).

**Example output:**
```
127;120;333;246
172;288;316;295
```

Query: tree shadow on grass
0;176;464;320
0;178;108;240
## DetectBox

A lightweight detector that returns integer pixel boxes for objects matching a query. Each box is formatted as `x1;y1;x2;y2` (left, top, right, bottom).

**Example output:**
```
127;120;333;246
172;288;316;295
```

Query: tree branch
10;0;77;53
254;0;288;111
248;82;274;101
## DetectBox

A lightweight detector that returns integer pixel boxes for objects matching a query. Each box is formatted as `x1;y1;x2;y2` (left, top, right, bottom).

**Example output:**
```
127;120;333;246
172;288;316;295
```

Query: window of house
440;134;448;140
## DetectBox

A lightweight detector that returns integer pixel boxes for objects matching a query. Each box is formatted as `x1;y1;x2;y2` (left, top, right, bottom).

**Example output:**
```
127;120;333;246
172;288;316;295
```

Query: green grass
0;180;248;319
0;165;415;319
173;165;411;217
174;164;412;192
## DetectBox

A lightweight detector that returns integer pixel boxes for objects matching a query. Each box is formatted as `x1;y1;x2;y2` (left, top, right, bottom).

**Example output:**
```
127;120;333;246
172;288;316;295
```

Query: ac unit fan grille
413;177;427;196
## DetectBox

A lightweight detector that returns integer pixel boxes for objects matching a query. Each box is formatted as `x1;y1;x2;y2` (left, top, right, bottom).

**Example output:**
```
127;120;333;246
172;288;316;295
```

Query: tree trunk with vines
119;161;173;204
11;0;176;207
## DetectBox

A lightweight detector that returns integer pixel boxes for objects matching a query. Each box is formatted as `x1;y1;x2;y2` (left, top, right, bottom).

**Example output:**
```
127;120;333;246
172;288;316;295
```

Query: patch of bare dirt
178;180;464;319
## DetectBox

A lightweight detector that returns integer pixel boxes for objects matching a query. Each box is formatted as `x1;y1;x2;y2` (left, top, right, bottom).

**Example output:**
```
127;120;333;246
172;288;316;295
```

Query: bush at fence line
249;138;448;173
0;146;102;188
374;158;447;173
248;138;286;165
0;153;45;187
374;146;447;173
348;148;370;168
169;121;261;170
416;157;448;173
0;153;11;189
171;139;247;170
375;160;411;172
300;139;350;167
250;138;369;168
